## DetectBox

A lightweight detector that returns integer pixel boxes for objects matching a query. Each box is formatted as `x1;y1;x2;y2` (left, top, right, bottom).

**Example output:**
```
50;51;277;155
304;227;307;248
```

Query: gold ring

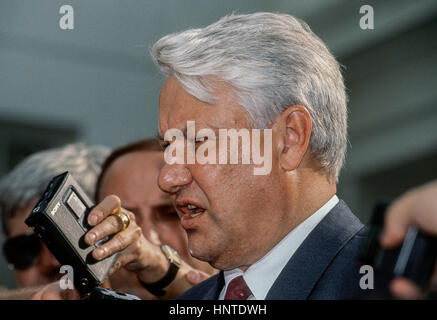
112;208;130;231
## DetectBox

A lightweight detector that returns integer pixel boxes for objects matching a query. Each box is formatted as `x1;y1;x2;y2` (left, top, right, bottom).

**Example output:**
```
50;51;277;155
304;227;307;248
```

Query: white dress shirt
219;195;339;300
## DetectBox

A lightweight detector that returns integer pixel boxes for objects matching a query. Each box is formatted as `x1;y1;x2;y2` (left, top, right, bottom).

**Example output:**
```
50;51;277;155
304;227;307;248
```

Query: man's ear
279;105;312;172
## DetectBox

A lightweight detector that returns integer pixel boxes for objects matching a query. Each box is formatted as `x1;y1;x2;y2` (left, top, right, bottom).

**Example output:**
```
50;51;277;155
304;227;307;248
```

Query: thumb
185;270;209;285
380;193;413;248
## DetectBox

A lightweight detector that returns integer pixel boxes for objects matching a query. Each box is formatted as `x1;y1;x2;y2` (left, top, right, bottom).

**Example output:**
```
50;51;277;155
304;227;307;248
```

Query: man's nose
158;163;192;194
37;245;61;274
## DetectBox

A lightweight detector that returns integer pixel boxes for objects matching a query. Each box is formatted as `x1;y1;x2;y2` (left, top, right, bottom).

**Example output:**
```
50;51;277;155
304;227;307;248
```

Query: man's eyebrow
123;205;139;214
152;200;175;209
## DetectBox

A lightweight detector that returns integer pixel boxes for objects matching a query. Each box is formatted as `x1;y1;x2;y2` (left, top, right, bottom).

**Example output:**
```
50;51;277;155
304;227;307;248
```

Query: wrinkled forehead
158;76;252;134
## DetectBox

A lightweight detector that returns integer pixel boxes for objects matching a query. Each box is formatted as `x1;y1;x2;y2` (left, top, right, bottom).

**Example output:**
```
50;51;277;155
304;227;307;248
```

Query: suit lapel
201;271;225;300
266;200;364;299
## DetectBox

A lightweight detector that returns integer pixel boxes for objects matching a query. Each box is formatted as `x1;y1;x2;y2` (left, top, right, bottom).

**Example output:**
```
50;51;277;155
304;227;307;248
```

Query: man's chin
188;248;233;271
187;241;216;265
188;248;211;263
187;236;231;268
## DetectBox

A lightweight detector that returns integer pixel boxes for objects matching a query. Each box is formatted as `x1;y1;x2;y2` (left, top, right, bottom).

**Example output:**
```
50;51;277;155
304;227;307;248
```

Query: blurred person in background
0;143;110;298
94;138;215;299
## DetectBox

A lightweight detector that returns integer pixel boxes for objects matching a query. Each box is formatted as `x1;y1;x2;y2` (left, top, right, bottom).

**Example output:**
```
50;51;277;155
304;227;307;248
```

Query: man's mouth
186;204;204;217
175;199;206;224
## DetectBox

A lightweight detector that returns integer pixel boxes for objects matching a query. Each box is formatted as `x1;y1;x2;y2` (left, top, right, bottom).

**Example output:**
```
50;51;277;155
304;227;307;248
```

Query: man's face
158;76;289;270
6;200;61;288
97;150;213;273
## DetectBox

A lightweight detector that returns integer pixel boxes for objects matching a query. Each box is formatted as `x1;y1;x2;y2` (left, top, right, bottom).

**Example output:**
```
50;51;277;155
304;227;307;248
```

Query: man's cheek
193;163;239;203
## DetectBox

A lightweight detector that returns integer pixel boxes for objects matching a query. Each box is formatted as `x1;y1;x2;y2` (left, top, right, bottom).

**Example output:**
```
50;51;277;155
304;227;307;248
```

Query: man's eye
155;205;178;221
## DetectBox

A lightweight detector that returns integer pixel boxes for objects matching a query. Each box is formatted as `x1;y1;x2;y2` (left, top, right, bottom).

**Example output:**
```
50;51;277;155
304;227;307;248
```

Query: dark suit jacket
178;200;381;300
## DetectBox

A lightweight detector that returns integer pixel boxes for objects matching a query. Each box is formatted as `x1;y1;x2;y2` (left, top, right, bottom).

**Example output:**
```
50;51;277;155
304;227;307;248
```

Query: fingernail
88;214;98;226
188;271;200;282
94;247;105;259
193;272;200;281
86;233;96;244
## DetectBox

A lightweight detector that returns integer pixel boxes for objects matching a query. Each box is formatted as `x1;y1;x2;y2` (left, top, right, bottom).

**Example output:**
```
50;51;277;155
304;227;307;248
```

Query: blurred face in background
4;199;61;288
97;150;215;297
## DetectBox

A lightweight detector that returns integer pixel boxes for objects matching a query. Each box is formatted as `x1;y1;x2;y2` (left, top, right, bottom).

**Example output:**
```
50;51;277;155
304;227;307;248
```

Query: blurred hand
185;269;210;285
380;180;437;299
32;281;80;300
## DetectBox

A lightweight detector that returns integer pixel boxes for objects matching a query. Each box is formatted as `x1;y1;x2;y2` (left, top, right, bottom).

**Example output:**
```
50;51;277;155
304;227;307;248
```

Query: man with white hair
149;12;365;299
82;12;374;300
0;143;109;297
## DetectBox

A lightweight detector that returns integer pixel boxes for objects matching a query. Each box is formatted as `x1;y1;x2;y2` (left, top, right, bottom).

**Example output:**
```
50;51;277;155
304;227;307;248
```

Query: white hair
0;143;110;234
151;12;347;181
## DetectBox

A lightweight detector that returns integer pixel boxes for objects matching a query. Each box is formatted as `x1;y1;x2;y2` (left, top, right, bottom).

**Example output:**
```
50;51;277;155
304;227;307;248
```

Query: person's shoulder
321;201;368;275
176;273;222;300
308;220;369;299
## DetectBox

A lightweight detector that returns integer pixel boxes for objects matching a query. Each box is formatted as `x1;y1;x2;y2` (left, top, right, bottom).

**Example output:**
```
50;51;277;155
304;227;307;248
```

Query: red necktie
224;275;252;300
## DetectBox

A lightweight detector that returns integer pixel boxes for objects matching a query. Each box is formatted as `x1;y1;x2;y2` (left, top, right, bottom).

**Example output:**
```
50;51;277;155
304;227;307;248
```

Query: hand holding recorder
26;172;207;299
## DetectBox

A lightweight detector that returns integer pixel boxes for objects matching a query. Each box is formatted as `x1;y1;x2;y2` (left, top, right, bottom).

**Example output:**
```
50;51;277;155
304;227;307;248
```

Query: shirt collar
221;195;339;300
